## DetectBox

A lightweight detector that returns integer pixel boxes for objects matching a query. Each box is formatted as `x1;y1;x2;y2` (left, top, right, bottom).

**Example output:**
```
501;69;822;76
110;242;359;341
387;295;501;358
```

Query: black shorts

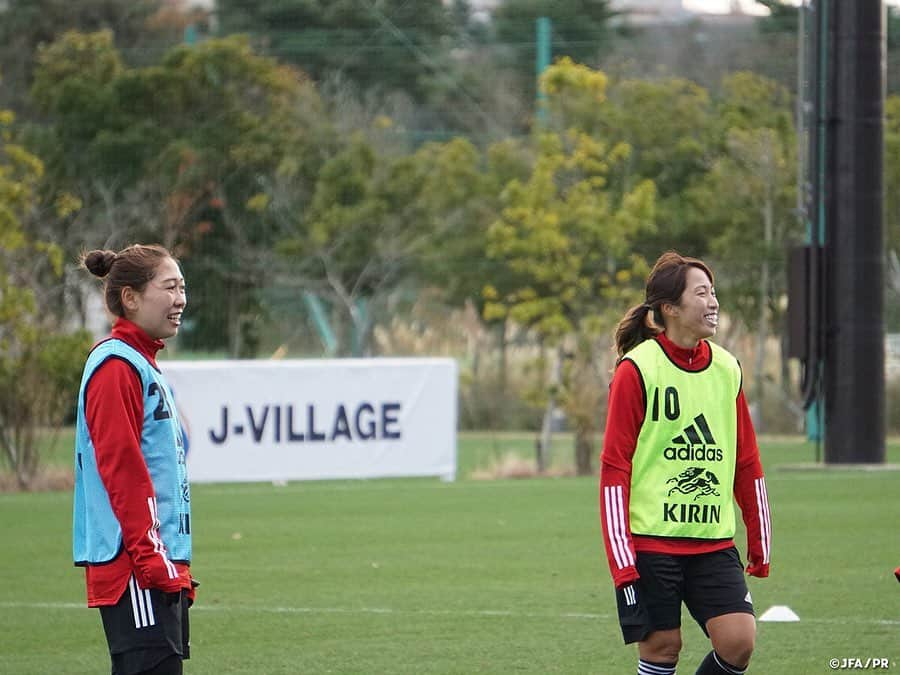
99;576;190;675
615;546;754;644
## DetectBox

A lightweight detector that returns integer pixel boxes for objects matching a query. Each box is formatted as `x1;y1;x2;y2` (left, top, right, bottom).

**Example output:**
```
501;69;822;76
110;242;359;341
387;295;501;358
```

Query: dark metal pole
824;0;886;463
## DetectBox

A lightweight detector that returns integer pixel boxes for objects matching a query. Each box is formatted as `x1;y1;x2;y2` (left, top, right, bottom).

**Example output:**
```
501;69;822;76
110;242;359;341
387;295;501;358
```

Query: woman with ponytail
599;251;771;675
73;244;195;675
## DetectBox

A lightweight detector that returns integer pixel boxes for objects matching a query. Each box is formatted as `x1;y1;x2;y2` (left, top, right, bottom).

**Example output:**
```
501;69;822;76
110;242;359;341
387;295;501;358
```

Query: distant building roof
610;0;762;25
611;0;692;24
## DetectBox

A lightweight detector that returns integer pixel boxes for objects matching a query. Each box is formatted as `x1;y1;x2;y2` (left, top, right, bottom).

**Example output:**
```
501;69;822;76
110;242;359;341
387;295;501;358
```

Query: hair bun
83;249;117;278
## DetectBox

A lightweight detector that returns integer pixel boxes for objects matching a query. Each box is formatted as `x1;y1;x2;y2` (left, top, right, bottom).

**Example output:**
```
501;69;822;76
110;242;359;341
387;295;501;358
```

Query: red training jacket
599;333;772;589
81;318;194;607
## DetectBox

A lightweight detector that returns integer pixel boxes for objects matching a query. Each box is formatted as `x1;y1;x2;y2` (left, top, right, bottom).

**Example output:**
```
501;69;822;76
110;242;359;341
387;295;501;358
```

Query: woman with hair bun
599;251;771;675
73;244;195;675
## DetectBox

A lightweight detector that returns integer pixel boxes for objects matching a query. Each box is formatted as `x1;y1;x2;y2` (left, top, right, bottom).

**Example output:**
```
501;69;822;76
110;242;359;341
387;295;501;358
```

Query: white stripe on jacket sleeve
604;485;635;569
147;497;178;579
754;477;771;564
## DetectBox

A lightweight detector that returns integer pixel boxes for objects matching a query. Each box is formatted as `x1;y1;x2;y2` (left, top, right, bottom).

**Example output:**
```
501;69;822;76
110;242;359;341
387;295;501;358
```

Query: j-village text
209;402;402;444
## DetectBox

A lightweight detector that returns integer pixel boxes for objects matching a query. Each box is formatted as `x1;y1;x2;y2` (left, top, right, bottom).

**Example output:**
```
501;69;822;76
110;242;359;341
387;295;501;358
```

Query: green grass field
1;435;898;674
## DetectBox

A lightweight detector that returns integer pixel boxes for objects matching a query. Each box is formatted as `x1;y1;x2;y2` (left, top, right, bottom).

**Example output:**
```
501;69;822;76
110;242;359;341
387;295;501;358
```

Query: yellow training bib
624;339;741;539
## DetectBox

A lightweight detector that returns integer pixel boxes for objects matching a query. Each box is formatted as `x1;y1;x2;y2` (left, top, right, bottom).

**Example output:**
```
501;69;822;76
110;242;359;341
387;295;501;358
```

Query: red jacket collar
655;332;709;370
108;317;165;368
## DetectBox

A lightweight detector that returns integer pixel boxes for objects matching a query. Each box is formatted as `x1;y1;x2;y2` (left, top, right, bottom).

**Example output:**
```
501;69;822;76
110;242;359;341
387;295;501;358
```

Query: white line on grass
0;600;609;621
1;601;897;626
192;480;586;497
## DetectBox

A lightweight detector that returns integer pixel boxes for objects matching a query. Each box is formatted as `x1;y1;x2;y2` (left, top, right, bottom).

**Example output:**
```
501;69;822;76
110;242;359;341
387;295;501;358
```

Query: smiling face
661;265;718;349
121;256;187;340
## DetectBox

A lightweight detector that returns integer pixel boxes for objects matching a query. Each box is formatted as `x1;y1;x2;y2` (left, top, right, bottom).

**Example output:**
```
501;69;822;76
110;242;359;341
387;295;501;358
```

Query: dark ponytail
613;251;714;359
614;303;662;361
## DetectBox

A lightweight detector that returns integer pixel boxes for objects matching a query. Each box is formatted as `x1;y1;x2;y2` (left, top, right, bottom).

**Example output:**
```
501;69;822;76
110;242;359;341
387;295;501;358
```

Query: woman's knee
639;629;683;663
720;635;755;667
708;614;756;666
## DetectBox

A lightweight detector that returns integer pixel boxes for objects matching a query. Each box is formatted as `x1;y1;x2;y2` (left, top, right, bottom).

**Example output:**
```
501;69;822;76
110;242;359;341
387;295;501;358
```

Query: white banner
161;358;457;483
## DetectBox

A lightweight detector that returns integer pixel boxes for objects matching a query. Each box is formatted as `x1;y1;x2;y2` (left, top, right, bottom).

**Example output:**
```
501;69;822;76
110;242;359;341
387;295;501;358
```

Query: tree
0;0;196;113
596;75;716;260
754;0;799;35
0;102;91;489
216;0;455;101
483;59;655;473
151;36;334;355
30;30;126;185
276;132;484;356
484;130;655;474
492;0;617;96
413;137;532;426
531;61;718;259
688;72;799;430
29;33;334;355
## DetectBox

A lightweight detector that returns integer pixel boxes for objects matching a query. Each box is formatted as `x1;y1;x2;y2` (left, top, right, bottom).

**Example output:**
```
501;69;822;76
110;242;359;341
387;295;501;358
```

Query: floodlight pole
822;0;886;463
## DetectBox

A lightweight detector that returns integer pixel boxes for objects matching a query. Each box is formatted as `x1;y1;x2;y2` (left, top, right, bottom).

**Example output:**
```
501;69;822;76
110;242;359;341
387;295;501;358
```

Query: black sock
695;650;746;675
639;658;677;675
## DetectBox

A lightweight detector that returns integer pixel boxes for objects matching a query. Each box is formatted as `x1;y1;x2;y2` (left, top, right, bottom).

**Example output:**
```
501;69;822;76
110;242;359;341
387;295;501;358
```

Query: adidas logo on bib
663;413;723;462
